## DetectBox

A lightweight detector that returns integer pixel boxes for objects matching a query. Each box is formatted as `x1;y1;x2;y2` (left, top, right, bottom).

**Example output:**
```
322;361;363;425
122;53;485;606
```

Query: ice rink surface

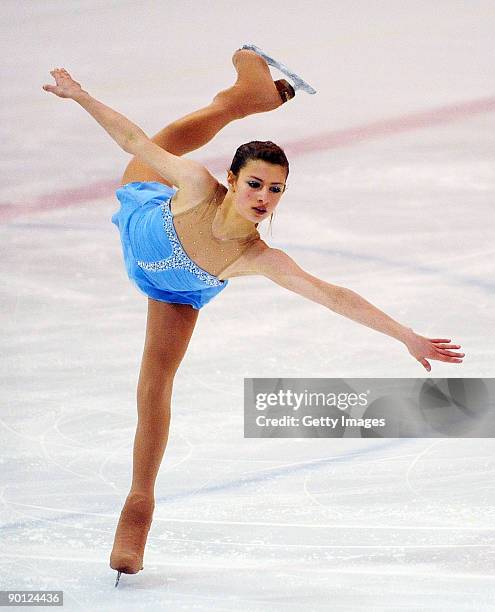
1;1;495;610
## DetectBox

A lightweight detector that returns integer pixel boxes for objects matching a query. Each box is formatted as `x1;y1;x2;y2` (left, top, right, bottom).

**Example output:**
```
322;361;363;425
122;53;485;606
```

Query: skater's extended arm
42;68;210;188
245;245;464;371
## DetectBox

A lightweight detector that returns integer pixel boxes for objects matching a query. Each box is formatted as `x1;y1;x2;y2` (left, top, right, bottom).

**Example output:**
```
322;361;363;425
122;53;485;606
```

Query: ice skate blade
115;571;121;587
240;43;317;95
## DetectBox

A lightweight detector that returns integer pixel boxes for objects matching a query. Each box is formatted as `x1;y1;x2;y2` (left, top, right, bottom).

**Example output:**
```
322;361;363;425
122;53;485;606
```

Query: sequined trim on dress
136;197;225;287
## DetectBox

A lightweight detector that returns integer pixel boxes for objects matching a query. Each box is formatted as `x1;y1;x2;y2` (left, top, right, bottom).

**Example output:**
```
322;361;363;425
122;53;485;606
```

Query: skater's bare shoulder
170;172;219;215
133;138;216;195
220;241;310;287
219;239;271;279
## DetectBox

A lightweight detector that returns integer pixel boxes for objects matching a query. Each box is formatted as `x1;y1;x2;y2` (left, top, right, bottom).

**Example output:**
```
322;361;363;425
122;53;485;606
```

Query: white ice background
1;1;495;610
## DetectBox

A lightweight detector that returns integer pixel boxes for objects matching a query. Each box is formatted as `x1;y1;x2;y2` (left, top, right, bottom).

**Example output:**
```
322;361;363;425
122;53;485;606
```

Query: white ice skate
240;43;317;95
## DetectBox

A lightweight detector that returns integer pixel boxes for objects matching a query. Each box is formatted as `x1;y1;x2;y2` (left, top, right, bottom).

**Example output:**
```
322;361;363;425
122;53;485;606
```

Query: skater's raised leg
110;299;199;582
121;49;295;186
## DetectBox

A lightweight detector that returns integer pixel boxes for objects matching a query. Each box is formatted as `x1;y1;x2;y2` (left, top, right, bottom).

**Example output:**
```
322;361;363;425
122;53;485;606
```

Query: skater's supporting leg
131;299;199;495
120;49;289;186
110;299;199;576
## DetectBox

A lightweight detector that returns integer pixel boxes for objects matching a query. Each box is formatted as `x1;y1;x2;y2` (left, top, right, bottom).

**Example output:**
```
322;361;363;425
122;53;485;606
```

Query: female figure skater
43;46;464;586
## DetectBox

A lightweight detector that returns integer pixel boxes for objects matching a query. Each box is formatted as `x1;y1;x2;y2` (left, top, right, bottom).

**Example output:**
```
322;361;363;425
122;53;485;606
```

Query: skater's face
228;159;287;223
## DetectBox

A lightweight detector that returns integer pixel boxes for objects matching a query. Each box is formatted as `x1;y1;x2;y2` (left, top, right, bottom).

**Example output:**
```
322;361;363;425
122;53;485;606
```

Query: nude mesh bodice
165;182;260;279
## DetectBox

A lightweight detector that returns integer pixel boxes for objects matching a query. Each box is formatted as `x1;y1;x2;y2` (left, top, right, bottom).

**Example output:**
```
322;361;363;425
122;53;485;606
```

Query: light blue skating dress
111;181;260;309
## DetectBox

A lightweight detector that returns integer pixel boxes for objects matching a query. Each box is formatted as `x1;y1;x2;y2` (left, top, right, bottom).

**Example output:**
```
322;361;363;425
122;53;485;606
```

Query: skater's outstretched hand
403;331;464;371
43;68;85;99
